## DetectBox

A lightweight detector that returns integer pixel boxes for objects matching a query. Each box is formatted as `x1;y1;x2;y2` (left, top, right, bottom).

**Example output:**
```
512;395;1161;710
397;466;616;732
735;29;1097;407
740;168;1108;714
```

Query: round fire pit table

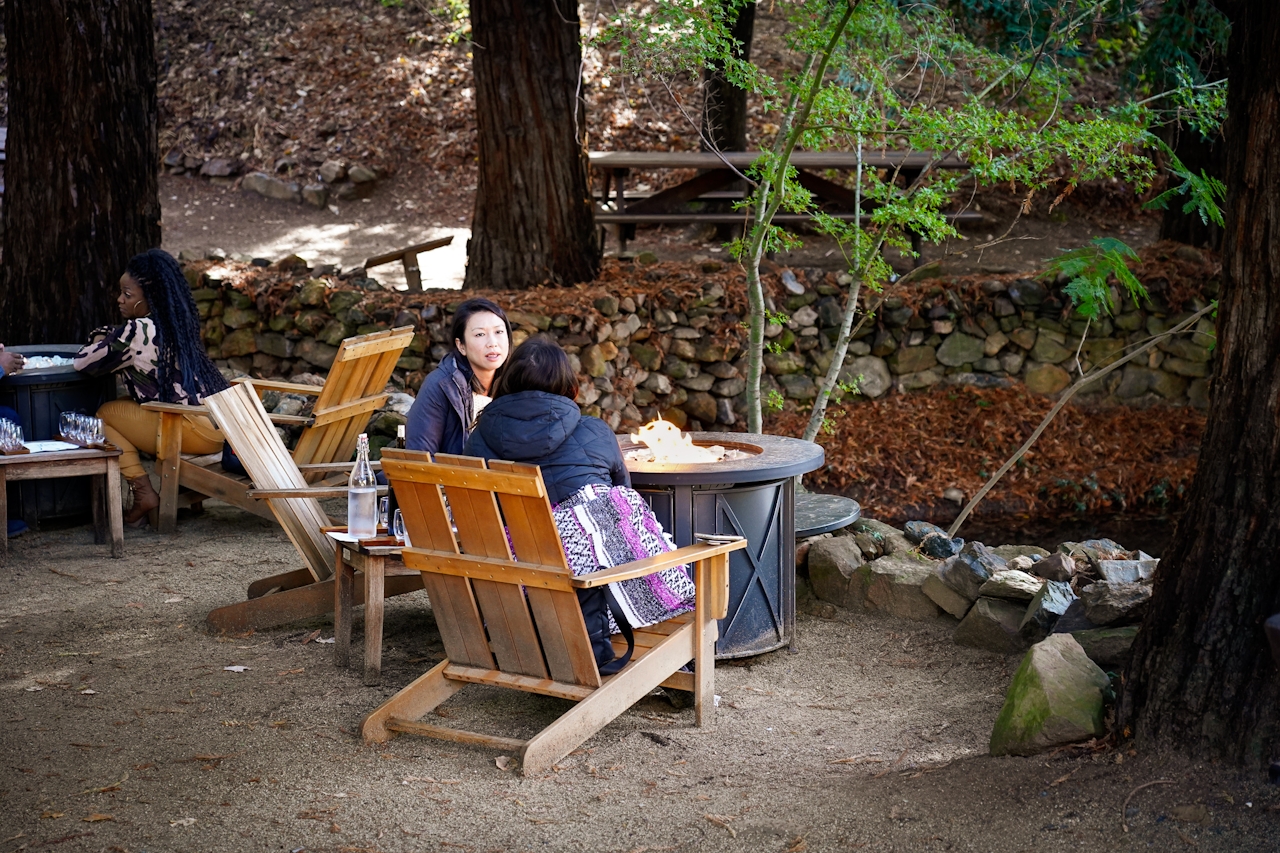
620;432;824;658
0;344;117;525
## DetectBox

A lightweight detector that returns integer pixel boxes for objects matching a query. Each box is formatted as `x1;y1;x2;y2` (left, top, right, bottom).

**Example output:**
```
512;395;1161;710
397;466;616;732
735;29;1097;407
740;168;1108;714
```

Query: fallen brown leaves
771;385;1205;524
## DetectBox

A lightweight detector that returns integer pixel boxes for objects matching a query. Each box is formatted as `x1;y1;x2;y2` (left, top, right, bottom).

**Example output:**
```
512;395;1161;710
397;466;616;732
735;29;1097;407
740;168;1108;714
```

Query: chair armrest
141;401;210;415
234;377;323;396
266;413;313;426
570;538;745;589
296;461;382;472
247;485;390;499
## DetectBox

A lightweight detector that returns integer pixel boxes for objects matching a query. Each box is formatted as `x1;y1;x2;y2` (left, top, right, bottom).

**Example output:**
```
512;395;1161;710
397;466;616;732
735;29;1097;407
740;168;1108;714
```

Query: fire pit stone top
617;431;824;486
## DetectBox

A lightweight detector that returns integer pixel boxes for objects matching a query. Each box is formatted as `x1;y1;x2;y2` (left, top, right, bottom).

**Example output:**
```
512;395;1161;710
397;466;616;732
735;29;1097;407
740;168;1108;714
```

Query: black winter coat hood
466;390;630;505
473;391;580;461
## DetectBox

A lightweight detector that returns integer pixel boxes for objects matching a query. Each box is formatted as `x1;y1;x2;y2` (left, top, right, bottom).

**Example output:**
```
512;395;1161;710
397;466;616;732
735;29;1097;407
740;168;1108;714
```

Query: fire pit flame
627;418;742;464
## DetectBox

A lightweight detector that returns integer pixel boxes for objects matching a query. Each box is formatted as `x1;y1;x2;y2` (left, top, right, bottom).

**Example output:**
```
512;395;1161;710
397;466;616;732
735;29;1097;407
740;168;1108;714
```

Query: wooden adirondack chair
148;325;415;533
190;382;423;633
365;448;746;775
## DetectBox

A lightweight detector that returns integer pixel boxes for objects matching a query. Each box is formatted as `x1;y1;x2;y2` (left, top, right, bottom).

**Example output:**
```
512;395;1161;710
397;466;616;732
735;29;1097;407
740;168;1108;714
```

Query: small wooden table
0;446;124;559
330;534;423;686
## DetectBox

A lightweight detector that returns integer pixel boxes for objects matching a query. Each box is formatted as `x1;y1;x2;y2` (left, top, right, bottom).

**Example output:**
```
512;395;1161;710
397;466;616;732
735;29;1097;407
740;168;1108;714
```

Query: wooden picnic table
588;149;976;253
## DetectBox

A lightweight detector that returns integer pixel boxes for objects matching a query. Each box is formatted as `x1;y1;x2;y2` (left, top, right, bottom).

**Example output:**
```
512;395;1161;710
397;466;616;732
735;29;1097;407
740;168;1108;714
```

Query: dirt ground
158;165;1160;290
2;497;1277;853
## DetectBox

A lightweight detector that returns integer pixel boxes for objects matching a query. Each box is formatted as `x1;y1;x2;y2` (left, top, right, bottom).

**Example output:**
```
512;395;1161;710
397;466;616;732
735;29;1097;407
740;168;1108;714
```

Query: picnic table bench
589;149;980;254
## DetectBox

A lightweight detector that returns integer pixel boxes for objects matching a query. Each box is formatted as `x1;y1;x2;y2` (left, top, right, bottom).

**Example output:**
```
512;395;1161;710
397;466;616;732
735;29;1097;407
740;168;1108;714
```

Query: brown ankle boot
123;475;160;528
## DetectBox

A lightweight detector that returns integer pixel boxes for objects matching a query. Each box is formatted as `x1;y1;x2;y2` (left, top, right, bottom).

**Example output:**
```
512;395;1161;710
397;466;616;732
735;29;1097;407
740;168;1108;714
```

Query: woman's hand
0;348;24;375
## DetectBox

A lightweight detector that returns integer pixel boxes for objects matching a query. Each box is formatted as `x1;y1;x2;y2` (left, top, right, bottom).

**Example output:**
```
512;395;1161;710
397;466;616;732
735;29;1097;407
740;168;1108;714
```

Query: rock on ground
1019;580;1078;643
923;570;972;619
954;597;1028;654
989;634;1110;756
1080;580;1153;626
978;570;1043;601
1071;625;1140;669
861;554;941;621
1036;552;1076;581
848;518;913;558
807;536;866;610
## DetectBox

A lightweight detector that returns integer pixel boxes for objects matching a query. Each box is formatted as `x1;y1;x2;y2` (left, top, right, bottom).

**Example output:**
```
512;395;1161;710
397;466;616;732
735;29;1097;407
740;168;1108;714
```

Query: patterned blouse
74;318;203;405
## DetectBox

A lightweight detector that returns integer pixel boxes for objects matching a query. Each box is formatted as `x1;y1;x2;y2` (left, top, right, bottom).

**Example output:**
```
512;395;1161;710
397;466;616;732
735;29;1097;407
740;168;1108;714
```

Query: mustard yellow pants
97;399;223;480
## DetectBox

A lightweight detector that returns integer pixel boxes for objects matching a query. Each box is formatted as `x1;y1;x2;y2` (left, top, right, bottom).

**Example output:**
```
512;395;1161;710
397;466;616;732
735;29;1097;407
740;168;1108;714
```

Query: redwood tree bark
464;0;598;290
1119;0;1280;764
0;0;161;344
700;1;757;152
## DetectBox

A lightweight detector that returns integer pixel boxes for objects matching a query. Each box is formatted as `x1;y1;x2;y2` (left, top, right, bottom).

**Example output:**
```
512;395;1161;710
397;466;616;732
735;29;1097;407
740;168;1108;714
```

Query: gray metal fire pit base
623;432;824;659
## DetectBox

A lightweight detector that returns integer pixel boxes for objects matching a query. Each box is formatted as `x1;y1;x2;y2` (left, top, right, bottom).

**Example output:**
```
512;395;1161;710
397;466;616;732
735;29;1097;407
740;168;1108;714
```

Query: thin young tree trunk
465;0;599;290
742;4;855;432
0;0;160;344
1119;0;1280;764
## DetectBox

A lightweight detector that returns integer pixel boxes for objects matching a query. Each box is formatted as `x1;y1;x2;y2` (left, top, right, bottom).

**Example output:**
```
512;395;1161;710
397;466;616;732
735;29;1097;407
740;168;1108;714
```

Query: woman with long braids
75;248;230;527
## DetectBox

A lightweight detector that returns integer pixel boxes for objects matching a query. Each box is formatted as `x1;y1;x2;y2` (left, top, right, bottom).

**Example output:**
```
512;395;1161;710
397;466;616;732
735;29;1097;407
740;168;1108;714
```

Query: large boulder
1080;581;1152;626
989;634;1110;756
936;333;986;367
807;536;866;610
861;554;940;621
954;597;1027;654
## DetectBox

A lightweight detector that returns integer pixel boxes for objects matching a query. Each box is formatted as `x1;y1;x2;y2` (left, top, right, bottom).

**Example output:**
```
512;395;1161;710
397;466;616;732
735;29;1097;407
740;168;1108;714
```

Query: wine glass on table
391;504;407;545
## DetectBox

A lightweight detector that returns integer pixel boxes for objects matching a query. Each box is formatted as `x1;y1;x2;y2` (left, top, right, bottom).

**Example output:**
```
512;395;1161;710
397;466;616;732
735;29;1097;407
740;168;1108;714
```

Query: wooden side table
330;534;424;685
0;446;124;559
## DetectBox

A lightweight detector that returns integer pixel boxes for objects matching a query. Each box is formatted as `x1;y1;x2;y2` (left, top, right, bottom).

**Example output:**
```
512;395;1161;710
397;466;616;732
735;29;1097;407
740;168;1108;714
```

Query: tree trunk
0;0;160;345
1158;123;1223;249
1118;0;1280;765
700;2;757;152
464;0;599;291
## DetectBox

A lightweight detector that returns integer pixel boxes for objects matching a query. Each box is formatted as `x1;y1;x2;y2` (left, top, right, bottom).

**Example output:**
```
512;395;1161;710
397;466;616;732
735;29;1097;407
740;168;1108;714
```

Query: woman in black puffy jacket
464;336;628;503
465;337;695;641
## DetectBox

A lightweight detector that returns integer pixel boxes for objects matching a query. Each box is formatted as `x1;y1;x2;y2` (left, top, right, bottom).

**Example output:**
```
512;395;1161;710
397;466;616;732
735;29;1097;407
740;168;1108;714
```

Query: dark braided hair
125;249;230;402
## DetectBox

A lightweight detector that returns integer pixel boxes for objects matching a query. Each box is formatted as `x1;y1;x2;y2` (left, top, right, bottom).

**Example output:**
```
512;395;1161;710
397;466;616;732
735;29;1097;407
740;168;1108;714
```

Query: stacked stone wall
182;252;1218;448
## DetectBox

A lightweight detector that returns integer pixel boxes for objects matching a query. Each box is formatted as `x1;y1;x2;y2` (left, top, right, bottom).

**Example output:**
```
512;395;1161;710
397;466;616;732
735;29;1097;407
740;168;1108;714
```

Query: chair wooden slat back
204;384;335;582
379;449;601;688
487;459;600;686
292;326;415;473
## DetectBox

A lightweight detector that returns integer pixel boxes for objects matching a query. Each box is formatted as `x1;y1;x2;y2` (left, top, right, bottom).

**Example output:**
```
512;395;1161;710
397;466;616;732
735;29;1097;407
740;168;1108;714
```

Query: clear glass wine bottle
347;433;378;539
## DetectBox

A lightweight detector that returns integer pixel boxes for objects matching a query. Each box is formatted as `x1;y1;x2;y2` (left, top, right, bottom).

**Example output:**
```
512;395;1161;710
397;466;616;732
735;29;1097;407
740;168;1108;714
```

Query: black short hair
449;297;511;393
494;336;580;401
